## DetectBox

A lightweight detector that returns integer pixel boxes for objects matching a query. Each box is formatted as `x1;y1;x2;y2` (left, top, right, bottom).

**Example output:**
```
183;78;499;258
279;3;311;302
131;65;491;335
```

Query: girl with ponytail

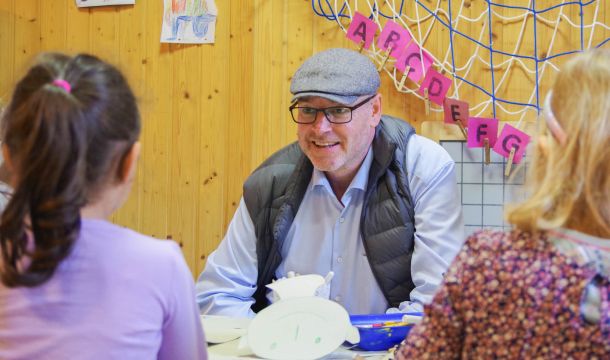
0;53;207;359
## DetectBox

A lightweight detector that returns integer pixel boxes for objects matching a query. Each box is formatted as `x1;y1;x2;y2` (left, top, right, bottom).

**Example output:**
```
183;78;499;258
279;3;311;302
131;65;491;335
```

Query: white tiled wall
441;140;528;237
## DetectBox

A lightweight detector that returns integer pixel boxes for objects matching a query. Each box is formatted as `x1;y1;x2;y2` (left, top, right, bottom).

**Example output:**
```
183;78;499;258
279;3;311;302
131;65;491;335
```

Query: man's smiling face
296;95;380;182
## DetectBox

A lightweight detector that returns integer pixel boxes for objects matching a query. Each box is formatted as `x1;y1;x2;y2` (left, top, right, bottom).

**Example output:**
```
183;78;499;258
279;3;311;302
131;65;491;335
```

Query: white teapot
265;271;334;302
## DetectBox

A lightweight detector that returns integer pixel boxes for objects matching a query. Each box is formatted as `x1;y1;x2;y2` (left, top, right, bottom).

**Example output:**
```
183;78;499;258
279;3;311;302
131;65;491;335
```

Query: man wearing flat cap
196;48;463;317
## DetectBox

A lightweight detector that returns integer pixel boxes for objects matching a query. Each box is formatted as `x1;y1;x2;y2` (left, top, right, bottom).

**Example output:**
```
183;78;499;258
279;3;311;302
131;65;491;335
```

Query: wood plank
284;0;313;147
88;5;119;64
139;0;171;243
39;0;66;51
13;0;40;76
225;0;255;222
65;3;90;54
195;0;233;273
0;0;16;104
251;0;287;165
167;42;202;273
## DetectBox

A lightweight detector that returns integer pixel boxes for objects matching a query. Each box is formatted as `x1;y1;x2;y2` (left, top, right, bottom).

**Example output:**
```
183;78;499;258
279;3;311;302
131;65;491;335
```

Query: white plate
201;315;251;343
248;297;352;360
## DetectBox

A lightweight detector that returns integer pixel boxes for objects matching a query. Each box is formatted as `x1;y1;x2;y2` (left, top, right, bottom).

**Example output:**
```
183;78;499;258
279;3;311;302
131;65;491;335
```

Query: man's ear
118;142;141;184
370;94;382;127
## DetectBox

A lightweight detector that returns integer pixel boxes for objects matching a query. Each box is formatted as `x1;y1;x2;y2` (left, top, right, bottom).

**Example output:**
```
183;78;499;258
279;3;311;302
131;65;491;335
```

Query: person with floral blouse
395;48;610;359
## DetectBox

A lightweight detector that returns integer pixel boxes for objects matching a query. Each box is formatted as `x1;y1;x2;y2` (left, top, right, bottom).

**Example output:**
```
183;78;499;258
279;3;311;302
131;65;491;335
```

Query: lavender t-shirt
0;219;207;360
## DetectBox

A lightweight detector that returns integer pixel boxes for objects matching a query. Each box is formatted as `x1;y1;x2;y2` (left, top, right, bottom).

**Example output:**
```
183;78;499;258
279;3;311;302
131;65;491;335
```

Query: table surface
207;338;394;360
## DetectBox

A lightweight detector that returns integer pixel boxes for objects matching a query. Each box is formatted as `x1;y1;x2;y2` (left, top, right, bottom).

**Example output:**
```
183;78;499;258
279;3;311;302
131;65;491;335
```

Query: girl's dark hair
0;53;141;287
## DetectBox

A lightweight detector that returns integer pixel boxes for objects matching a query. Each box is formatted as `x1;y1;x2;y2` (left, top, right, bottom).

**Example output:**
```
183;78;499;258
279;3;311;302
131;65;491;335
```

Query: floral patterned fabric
395;229;610;359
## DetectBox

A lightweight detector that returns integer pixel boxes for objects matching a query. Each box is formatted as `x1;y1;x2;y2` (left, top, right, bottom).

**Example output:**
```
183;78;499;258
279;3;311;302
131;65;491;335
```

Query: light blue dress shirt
196;134;464;317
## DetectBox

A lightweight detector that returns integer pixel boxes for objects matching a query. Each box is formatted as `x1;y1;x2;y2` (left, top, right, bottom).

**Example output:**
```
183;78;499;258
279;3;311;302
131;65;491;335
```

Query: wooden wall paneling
376;0;418;125
448;0;477;121
167;43;203;274
385;1;425;127
195;0;232;274
139;1;172;242
586;0;598;46
530;0;557;121
471;1;490;119
13;0;40;77
427;0;450;124
385;2;419;126
277;0;292;145
438;2;469;119
286;0;314;86
0;0;16;103
311;3;351;52
490;2;509;120
113;3;148;231
65;5;90;54
251;0;287;166
499;2;538;122
591;2;609;47
88;6;119;65
39;0;66;52
225;0;255;231
284;0;314;145
455;1;490;119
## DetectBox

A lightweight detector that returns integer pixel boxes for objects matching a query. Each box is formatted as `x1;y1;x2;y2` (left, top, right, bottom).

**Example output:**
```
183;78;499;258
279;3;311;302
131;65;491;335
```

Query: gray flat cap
290;48;380;105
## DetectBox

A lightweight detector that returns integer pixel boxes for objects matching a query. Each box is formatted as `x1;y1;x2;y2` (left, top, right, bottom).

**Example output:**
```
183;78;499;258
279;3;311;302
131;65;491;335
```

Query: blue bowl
349;312;422;351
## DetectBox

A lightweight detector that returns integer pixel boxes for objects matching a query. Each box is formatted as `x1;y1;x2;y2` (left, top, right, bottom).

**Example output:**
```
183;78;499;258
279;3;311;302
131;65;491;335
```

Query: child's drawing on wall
161;0;217;44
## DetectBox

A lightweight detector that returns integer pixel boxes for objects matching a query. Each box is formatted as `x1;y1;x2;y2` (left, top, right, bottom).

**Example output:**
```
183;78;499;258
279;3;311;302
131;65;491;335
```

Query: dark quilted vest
243;116;416;313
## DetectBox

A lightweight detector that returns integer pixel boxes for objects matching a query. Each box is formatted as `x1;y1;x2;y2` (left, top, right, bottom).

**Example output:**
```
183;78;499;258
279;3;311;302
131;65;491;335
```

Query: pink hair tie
52;79;72;93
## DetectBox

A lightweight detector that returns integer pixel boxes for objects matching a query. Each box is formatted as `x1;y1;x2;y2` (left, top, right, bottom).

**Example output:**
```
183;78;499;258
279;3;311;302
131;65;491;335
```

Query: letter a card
346;12;377;50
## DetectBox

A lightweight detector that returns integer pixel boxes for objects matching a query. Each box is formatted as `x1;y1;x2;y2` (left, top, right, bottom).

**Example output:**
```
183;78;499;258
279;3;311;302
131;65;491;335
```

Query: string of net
311;0;609;127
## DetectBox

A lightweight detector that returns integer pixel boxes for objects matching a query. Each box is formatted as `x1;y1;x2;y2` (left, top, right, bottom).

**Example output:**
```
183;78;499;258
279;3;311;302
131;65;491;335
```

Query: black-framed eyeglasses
289;95;376;124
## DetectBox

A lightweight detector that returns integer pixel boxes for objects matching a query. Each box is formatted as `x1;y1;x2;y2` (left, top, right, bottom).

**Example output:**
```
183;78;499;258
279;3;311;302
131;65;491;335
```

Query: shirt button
334;295;342;302
339;217;345;223
337;256;343;263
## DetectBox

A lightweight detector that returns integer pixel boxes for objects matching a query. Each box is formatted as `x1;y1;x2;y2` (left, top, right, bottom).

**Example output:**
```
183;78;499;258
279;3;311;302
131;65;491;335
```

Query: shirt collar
310;147;374;193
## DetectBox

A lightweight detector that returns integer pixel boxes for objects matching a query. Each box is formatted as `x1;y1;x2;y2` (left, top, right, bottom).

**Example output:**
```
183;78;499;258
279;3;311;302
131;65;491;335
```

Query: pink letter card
376;20;412;58
346;12;377;50
417;68;452;105
467;117;498;147
395;42;433;82
493;124;531;164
